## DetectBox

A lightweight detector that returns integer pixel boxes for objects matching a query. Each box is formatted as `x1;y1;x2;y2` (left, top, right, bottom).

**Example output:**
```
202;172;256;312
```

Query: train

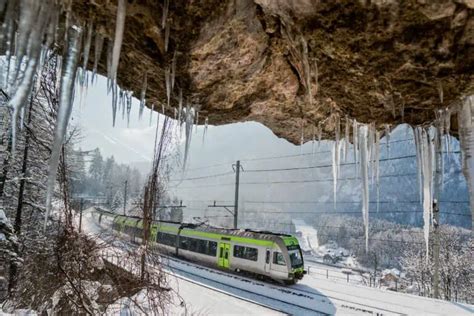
92;208;306;284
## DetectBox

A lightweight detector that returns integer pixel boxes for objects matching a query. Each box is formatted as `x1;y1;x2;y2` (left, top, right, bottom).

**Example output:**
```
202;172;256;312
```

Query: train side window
208;241;217;256
273;252;286;265
234;245;258;261
266;250;270;264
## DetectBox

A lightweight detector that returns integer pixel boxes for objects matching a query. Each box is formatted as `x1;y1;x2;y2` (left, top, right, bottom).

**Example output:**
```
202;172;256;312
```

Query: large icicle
183;104;194;170
458;96;474;229
164;22;170;53
414;127;423;204
80;21;93;86
374;130;381;212
358;125;370;252
92;32;104;83
421;128;434;261
9;1;50;153
45;25;82;229
161;0;169;29
353;119;358;176
110;0;126;81
139;72;147;119
332;114;341;210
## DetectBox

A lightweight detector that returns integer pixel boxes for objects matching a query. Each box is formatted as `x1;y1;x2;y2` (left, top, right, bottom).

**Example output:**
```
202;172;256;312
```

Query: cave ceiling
72;0;474;143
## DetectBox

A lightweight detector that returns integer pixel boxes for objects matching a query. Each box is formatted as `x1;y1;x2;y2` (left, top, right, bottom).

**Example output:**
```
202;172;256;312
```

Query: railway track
164;265;325;315
162;255;405;316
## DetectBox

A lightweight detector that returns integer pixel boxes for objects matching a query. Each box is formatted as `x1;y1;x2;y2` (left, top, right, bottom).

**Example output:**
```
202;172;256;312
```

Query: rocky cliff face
74;0;473;143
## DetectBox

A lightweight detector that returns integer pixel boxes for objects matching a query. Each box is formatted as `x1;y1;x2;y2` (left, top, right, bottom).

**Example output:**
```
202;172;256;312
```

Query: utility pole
233;160;241;229
433;199;440;299
123;180;128;216
207;161;243;229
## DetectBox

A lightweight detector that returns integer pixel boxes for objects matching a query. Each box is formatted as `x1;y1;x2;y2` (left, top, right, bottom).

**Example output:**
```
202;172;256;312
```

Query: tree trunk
8;96;34;295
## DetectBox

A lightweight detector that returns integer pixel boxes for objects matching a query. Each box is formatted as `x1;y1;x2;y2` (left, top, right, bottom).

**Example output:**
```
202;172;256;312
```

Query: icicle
368;124;375;184
120;90;125;120
162;103;165;116
149;103;155;126
195;111;199;133
111;82;118;127
183;104;194;170
202;116;209;144
165;66;171;107
173;107;177;120
457;96;474;226
106;39;113;92
353;119;358;176
45;25;82;229
374;130;381;212
9;1;50;153
164;22;170;53
110;0;126;81
171;50;177;91
126;91;132;127
384;124;390;157
414;127;423;204
13;0;41;86
444;107;451;155
178;88;183;123
80;21;93;85
344;116;350;162
139;72;147;119
358;125;370;252
332;114;340;210
419;128;434;262
92;32;104;83
161;0;169;29
311;126;316;156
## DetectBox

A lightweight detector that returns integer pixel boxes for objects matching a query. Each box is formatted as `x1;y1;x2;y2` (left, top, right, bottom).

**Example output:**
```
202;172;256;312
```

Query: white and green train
92;209;305;284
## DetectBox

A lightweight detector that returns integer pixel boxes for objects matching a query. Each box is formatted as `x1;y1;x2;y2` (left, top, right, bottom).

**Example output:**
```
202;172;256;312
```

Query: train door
264;249;271;273
218;243;230;268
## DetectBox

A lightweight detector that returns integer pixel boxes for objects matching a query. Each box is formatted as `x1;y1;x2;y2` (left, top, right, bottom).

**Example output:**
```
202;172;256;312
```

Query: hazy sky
72;75;162;163
72;74;301;167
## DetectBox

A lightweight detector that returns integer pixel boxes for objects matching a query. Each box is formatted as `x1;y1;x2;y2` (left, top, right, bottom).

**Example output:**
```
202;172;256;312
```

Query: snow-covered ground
83;208;474;315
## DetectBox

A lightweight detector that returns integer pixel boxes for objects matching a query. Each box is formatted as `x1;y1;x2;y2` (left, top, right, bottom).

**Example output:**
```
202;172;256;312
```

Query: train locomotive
92;209;305;284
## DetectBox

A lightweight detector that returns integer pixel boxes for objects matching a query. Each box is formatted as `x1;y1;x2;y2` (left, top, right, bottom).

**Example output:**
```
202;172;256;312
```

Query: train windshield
289;250;303;268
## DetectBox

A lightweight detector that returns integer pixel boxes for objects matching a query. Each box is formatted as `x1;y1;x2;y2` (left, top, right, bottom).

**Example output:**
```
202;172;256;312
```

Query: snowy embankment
83;209;474;316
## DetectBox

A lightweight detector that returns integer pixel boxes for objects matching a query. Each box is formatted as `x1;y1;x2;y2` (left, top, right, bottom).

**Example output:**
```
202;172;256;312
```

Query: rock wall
73;0;473;143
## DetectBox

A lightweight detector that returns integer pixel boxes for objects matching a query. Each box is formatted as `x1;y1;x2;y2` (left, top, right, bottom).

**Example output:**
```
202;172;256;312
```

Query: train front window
289;250;303;268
